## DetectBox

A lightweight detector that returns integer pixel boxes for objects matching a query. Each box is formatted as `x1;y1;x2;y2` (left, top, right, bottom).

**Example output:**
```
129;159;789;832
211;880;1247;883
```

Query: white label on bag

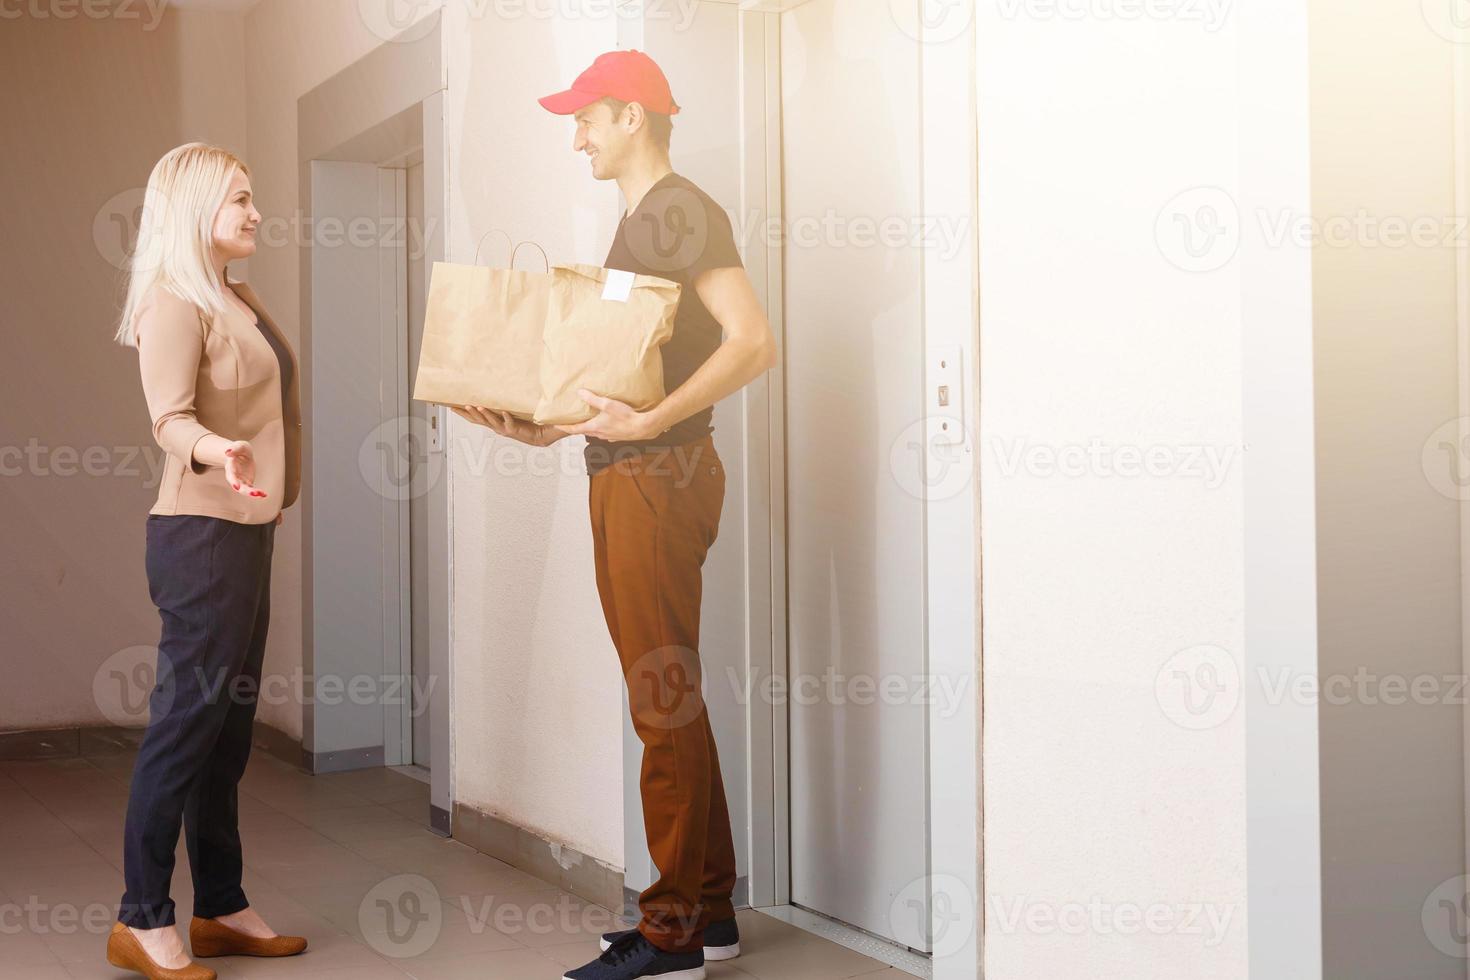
602;269;635;303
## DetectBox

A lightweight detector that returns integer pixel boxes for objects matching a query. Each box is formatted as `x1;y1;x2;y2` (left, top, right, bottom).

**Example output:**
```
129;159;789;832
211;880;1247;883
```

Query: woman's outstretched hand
223;440;267;498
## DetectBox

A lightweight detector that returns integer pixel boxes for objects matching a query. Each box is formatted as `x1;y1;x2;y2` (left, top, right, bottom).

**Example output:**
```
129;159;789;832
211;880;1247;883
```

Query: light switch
927;345;963;447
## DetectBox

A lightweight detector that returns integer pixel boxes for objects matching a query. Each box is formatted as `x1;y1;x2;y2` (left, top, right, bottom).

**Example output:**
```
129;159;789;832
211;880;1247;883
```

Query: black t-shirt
583;172;744;475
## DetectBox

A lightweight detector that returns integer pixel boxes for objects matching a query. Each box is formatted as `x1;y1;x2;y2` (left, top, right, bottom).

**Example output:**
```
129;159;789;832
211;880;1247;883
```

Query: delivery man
452;49;779;980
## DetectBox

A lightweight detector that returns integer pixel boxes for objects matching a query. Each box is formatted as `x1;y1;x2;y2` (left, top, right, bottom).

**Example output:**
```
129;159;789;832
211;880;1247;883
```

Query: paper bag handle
471;231;551;272
509;241;550;272
472;229;513;267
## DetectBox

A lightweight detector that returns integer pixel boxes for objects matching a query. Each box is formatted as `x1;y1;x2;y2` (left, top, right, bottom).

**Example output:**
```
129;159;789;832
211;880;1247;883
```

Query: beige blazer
135;278;302;524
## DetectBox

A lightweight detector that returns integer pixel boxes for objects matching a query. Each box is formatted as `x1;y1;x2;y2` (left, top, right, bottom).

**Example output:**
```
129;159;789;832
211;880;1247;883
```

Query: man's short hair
601;96;673;152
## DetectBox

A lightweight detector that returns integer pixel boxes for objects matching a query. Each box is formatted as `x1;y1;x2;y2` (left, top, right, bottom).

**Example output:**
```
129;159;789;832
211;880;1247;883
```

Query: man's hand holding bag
533;264;680;425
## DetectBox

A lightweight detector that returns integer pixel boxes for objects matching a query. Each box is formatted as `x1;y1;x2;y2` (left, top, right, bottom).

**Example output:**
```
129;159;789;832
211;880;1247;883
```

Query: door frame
718;3;983;979
378;164;413;769
1454;19;1470;957
297;15;454;832
917;3;982;979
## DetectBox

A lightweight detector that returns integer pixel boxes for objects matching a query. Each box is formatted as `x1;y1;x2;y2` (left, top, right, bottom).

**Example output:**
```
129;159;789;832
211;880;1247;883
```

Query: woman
107;143;307;980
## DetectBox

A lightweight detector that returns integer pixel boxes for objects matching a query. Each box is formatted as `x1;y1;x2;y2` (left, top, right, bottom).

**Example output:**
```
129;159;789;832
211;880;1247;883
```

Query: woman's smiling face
212;168;261;263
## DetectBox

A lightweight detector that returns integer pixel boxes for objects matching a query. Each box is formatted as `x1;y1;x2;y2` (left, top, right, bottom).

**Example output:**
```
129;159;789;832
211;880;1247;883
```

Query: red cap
538;49;681;117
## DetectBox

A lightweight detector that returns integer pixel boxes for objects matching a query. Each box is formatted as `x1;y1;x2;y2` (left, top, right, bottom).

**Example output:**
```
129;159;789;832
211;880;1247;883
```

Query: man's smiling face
572;100;628;181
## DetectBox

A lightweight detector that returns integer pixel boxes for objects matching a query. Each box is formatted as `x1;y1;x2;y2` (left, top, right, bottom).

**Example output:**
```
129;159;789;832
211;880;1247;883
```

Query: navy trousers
118;514;275;928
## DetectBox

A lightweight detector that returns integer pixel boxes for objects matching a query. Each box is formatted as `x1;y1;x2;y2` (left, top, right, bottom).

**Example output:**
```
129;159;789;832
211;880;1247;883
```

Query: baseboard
0;721;314;773
621;878;750;922
452;801;626;913
0;725;145;760
305;743;386;774
252;721;385;775
250;719;310;770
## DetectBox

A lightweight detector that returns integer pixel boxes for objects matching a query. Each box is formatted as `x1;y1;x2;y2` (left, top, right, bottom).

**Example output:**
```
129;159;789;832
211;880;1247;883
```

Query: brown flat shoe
105;922;217;980
189;915;308;958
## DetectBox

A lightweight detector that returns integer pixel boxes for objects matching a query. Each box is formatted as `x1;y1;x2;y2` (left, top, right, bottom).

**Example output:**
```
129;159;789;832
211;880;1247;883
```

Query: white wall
0;6;246;732
976;2;1250;976
0;0;406;742
441;3;627;862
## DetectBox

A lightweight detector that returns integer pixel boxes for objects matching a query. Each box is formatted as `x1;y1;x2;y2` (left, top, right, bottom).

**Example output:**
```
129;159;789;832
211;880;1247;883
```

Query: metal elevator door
781;0;931;953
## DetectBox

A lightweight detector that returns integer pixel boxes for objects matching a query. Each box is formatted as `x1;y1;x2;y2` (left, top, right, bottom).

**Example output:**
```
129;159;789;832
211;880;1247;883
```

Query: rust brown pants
589;434;738;954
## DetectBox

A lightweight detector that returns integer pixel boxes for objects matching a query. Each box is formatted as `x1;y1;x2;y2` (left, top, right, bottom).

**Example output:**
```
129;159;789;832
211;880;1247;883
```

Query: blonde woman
106;143;307;980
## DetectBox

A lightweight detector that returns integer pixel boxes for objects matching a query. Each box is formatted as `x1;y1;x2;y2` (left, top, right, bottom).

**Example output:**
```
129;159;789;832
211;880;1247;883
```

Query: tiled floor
0;745;901;979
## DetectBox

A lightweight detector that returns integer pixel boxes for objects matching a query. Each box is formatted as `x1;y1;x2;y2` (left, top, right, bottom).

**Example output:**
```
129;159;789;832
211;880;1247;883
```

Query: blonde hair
114;142;248;347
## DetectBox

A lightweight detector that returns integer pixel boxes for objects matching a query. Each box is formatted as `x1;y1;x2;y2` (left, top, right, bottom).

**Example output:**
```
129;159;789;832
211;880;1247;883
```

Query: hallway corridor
0;742;900;979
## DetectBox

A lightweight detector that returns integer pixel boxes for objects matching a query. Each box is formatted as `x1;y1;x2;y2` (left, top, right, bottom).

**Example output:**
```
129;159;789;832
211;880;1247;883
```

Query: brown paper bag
412;247;551;420
534;264;681;425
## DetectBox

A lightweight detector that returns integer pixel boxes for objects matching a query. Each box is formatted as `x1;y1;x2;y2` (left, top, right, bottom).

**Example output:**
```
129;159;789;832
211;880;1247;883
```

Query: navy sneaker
565;931;706;980
599;916;740;961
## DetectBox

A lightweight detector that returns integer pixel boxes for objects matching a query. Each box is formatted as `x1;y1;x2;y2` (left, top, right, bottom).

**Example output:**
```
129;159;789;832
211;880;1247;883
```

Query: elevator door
782;0;931;953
